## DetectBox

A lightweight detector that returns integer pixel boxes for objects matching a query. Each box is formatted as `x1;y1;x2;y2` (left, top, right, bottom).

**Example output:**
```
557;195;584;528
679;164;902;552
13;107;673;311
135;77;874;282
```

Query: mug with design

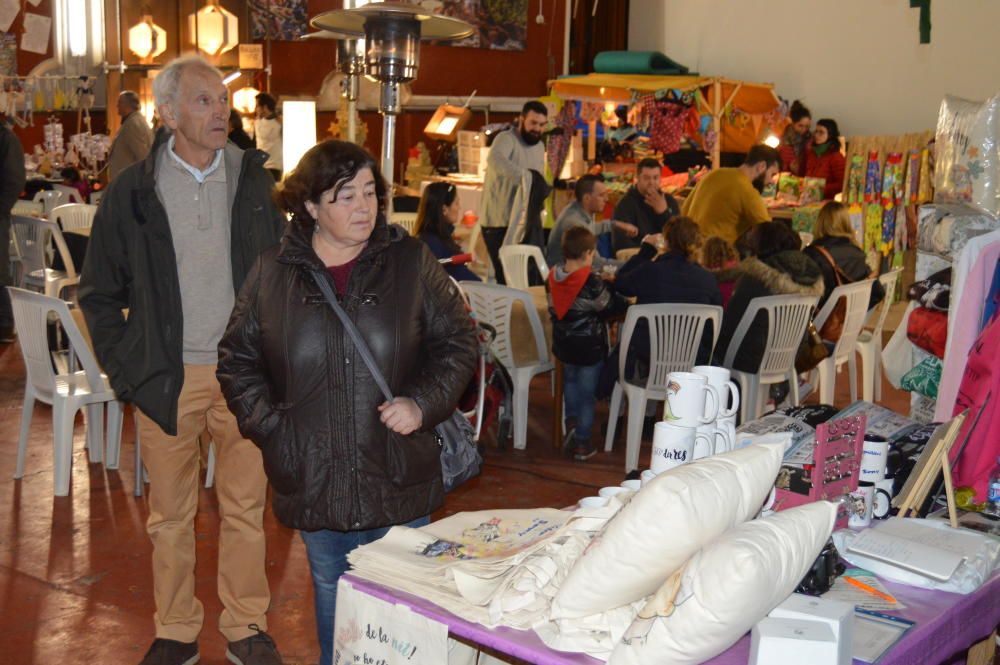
859;434;889;484
848;482;875;529
692;365;740;419
664;372;720;427
651;421;713;474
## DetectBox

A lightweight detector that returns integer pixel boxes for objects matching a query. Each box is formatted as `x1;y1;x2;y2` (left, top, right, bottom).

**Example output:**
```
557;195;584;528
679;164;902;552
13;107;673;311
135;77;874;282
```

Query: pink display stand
773;414;867;528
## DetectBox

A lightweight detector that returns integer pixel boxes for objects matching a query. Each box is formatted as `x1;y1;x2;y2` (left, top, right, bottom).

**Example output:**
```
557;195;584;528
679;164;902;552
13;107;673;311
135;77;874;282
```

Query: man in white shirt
254;92;282;180
480;100;547;284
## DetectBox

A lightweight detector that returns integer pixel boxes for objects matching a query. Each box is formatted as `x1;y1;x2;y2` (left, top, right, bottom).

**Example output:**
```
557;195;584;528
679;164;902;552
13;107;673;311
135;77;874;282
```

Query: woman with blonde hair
804;201;884;309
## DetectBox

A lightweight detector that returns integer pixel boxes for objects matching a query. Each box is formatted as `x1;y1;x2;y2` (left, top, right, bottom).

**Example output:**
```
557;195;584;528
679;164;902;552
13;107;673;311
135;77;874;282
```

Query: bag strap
310;269;395;403
812;244;851;286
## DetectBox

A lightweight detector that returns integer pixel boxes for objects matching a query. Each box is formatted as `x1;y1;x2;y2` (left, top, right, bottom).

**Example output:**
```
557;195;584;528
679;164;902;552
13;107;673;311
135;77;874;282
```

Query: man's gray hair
152;54;222;108
119;90;141;110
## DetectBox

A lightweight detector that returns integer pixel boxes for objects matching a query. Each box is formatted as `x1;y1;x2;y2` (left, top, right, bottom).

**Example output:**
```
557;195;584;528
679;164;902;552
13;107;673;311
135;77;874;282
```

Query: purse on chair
812;245;849;343
310;271;482;492
795;320;829;374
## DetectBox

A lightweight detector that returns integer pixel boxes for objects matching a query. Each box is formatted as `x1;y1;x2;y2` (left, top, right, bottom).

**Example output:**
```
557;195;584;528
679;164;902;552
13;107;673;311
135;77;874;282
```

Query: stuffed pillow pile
551;440;784;619
607;501;837;665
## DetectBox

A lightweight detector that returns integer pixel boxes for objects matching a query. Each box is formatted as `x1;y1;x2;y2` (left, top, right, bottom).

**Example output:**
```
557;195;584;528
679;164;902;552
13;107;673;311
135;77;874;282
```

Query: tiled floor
0;337;910;665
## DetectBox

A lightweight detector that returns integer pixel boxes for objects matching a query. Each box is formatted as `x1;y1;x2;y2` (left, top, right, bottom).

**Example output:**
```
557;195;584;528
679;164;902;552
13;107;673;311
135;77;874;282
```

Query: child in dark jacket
548;226;628;460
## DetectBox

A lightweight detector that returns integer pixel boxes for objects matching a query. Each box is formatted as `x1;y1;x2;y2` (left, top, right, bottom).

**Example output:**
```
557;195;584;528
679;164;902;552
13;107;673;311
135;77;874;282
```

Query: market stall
549;73;782;170
331;399;1000;665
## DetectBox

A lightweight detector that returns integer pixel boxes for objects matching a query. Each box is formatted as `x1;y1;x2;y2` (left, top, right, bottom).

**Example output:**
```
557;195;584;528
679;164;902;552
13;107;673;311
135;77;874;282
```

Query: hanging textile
917;147;934;203
641;96;688;155
879;152;904;268
904;149;921;204
546;100;577;178
578;102;604;124
863;151;883;270
845;154;866;246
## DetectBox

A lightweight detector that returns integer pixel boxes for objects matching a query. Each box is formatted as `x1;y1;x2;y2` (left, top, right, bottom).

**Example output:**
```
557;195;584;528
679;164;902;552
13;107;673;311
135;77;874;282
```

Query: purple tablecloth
343;572;1000;665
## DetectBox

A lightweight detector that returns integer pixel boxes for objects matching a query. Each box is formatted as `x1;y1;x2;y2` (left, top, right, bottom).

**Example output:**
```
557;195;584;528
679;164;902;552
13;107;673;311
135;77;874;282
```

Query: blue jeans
300;515;430;665
563;362;603;442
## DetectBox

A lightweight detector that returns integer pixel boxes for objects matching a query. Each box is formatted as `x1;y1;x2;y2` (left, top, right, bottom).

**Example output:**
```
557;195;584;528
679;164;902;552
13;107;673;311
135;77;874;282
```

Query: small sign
239;44;264;70
333;579;449;665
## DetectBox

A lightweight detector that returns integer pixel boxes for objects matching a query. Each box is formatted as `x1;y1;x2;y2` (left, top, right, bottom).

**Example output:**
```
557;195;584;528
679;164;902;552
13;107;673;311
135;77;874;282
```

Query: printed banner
334;579;449;665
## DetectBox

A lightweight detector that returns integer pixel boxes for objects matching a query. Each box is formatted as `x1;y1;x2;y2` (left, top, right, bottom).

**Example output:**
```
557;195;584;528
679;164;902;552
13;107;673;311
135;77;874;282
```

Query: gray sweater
545;200;620;271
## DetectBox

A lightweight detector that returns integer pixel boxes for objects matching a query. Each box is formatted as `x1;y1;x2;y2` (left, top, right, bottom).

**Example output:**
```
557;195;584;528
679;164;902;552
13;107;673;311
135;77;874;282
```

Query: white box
750;617;838;665
769;593;853;665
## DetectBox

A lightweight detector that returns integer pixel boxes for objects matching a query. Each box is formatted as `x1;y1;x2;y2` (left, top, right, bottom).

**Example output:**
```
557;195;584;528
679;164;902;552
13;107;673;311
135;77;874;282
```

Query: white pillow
607;501;837;665
551;440;785;619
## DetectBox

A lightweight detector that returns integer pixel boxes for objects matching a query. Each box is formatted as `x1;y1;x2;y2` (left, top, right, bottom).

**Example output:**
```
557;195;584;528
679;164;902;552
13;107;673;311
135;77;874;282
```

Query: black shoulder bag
310;270;481;492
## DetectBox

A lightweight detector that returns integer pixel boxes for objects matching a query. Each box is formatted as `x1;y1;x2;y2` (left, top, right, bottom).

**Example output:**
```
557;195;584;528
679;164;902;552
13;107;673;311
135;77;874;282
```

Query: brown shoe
139;638;199;665
225;624;282;665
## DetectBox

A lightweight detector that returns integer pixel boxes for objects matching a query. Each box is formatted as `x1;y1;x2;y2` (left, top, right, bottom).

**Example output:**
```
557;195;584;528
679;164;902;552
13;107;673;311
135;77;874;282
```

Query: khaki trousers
136;364;269;643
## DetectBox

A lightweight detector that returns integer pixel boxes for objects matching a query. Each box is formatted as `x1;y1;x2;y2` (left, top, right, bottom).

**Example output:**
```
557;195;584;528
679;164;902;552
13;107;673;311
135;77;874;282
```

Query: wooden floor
0;337;911;665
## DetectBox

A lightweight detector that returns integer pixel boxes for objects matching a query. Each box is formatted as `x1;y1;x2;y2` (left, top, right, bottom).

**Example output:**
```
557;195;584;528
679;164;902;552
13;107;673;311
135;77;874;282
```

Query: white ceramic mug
664;372;720;427
599;486;629;499
696;423;727;458
651;421;713;474
692;365;740;419
859;435;889;484
714;415;737;453
578;496;608;509
640;469;657;485
620;479;642;492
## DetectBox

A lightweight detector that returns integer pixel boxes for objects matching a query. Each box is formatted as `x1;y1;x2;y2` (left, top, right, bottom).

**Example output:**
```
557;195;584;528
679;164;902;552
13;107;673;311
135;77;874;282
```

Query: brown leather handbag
813;245;850;343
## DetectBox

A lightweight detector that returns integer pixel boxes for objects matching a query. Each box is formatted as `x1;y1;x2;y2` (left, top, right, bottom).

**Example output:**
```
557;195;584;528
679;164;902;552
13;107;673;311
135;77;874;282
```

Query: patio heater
311;2;474;187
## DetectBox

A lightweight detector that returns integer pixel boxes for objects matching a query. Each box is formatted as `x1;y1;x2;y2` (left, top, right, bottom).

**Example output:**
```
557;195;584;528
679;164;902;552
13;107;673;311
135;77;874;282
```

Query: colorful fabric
904;149;921;204
918;148;933;203
846;155;865;245
546;101;577;178
863;151;883;269
880;152;904;262
907;306;948;358
900;355;942;398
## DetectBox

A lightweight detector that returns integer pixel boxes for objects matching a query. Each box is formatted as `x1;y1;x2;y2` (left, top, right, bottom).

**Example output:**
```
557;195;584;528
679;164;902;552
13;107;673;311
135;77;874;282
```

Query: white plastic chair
10;215;78;298
856;268;902;403
8;288;124;497
461;282;553;451
721;294;818;423
33;189;68;215
498;244;549;290
12;200;45;218
389;211;418;236
811;279;877;406
605;304;722;471
467;222;493;282
53;184;85;204
89;190;104;205
50;203;98;233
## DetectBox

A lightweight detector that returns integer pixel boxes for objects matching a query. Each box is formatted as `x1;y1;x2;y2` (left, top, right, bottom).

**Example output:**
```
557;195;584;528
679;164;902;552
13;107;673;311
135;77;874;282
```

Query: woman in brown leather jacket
217;140;477;665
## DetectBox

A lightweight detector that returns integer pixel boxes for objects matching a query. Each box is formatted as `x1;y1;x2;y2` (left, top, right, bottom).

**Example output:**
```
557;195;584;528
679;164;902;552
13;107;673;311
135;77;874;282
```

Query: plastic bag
934;94;1000;215
882;301;918;389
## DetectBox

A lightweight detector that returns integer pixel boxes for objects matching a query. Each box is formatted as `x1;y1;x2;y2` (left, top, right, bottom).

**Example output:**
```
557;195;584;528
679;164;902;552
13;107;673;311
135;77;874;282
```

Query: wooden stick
940;452;959;528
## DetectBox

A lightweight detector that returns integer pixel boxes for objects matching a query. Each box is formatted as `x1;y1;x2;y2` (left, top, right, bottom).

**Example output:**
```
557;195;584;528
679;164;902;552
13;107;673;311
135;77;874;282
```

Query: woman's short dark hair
789;100;811;123
274;140;386;229
752;221;801;259
663;216;701;260
815;118;840;148
414;181;459;252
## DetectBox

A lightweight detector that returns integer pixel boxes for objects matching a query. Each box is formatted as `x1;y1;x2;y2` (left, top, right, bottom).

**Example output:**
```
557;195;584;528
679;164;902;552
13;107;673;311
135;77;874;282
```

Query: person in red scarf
804;119;846;200
547;226;628;460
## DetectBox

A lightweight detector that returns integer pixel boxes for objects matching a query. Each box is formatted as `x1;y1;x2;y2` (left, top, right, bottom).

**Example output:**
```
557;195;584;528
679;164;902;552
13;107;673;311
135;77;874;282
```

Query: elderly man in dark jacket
79;56;285;665
0;122;25;343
